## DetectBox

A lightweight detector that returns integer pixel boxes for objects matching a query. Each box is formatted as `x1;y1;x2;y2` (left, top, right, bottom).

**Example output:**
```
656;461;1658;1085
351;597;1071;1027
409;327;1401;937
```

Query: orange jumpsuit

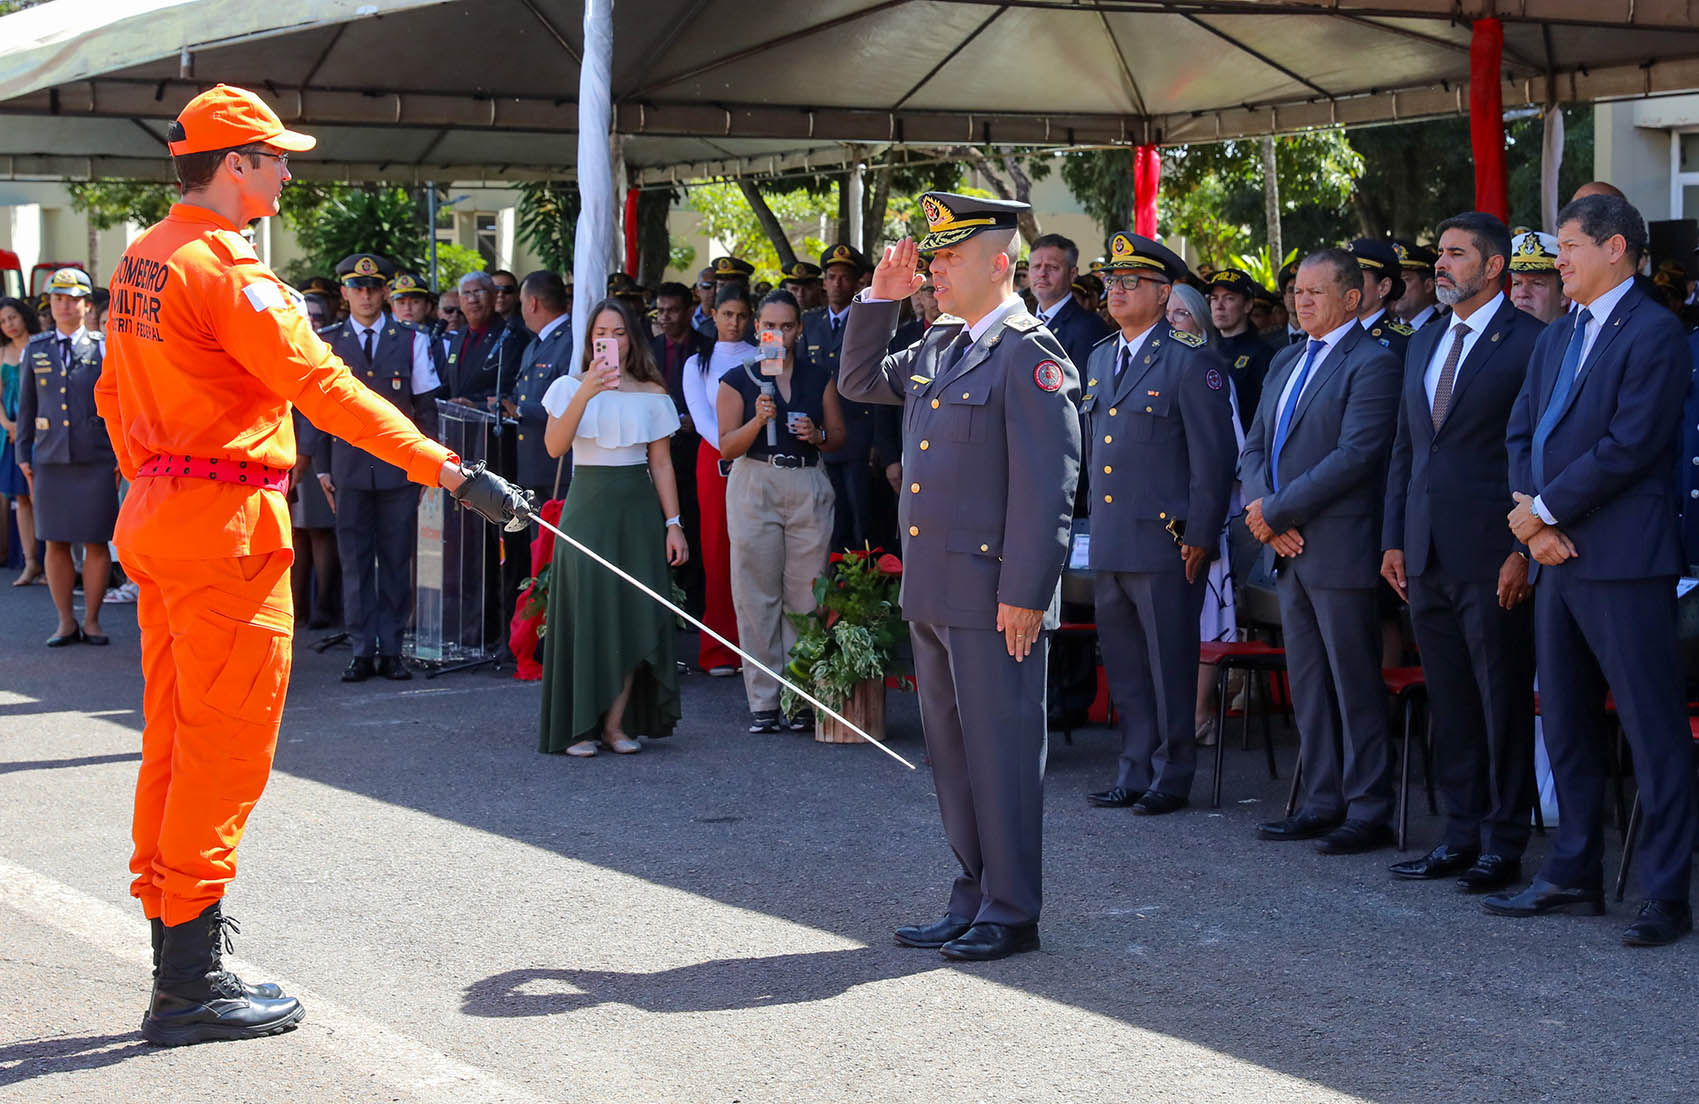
96;203;457;926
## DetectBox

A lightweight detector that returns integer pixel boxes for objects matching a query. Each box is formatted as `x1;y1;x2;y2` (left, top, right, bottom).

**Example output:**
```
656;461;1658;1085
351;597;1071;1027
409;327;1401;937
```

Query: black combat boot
151;914;285;998
141;902;304;1047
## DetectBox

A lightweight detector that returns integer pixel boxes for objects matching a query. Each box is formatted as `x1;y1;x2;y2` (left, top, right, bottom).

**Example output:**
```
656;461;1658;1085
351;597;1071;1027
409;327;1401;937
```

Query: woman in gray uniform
15;268;120;646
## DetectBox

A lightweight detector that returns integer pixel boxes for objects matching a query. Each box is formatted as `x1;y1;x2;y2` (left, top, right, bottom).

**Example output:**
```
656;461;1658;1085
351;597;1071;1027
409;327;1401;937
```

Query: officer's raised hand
446;460;532;532
872;239;927;301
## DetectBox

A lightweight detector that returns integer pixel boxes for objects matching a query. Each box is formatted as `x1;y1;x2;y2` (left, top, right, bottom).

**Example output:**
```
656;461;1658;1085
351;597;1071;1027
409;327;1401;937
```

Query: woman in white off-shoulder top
537;298;687;758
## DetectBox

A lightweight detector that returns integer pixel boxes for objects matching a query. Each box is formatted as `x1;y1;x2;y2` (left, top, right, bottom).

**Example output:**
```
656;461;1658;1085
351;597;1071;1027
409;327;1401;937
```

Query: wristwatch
665;515;682;528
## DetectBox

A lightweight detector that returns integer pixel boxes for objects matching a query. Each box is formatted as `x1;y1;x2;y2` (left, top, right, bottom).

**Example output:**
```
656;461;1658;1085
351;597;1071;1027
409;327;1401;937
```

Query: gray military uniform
839;294;1081;927
1084;326;1238;799
16;328;119;543
303;317;441;659
510;318;573;496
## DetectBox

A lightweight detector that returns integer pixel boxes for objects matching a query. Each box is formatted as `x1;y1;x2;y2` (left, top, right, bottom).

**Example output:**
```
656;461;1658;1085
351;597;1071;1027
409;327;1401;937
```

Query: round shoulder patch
1033;359;1063;392
1205;367;1224;391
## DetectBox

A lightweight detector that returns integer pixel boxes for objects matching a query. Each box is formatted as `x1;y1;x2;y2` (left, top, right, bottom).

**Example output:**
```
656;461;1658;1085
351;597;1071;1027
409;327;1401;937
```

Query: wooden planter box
815;677;887;744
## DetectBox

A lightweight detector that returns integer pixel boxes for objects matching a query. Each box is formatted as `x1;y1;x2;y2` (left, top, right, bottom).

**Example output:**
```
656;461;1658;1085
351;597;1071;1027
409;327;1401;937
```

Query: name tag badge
909;375;929;384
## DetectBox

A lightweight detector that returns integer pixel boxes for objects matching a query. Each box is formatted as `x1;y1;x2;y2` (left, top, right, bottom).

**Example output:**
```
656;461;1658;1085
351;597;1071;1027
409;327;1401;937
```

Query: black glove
449;461;533;532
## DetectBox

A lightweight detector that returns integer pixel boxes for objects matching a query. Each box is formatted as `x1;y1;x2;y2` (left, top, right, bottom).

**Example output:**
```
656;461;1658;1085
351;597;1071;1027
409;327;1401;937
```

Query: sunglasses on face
696;281;714;290
441;306;462;315
494;285;518;295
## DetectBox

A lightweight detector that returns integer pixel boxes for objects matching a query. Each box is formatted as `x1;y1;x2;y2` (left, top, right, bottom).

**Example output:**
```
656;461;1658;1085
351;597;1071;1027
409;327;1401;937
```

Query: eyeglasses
248;150;289;169
1168;307;1194;321
1102;273;1167;291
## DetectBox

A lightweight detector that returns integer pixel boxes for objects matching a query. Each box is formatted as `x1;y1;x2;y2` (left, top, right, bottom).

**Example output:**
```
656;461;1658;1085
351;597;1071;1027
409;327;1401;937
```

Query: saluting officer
16;267;119;647
305;253;443;683
808;243;898;551
503;270;574;502
1207;268;1277;430
1348;238;1416;361
840;192;1081;961
1083;234;1238;814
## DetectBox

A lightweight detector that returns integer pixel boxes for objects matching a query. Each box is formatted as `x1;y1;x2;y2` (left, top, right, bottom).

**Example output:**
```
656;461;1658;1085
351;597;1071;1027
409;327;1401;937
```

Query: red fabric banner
1133;145;1160;238
623;187;639;276
1470;18;1508;221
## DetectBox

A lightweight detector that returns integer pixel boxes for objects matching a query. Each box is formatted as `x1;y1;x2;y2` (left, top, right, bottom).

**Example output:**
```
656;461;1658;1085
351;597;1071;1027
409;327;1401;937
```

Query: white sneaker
104;585;136;605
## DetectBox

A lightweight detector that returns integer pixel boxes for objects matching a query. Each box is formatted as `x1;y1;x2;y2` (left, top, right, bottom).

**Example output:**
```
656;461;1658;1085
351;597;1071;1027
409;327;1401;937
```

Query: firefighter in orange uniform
96;84;529;1048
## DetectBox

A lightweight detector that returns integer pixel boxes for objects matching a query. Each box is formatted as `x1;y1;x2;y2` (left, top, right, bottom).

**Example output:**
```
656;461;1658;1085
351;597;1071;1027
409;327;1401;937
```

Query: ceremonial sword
515;502;917;771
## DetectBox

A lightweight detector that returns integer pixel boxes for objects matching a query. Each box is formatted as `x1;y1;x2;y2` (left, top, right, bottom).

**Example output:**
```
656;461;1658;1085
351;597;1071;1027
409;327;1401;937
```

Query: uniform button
1104;494;1113;504
1109;407;1117;416
930;399;940;409
1103;435;1112;444
518;433;525;441
1692;489;1699;499
979;543;989;552
1145;405;1153;412
961;391;970;399
1103;465;1112;474
919;439;930;450
909;525;920;536
1691;456;1698;466
1159;511;1167;519
910;482;920;493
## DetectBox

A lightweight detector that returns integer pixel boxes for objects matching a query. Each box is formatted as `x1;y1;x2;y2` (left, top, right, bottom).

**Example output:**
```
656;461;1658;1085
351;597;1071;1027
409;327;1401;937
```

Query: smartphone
592;337;618;375
759;330;783;377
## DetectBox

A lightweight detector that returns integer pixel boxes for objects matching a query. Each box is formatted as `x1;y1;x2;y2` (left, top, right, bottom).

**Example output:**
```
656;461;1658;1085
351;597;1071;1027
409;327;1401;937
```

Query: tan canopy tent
1;0;1699;184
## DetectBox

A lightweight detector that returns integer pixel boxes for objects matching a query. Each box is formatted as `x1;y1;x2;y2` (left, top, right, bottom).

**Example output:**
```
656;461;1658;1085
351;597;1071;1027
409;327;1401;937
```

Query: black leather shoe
894;914;973;949
1389;844;1479;880
150;917;283;1002
1457;854;1521;893
46;628;85;648
1132;790;1188;816
142;903;304;1047
1317;819;1395;855
341;656;375;683
1622;899;1693;947
1256;812;1342;841
1087;786;1141;808
1482;878;1605;917
939;922;1040;961
376;655;413;681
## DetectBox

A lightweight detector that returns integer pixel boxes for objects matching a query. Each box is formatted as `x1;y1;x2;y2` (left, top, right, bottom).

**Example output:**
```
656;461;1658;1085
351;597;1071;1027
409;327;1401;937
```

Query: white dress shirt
1532;275;1636;524
534;312;569;345
1273;318;1356;417
1113;323;1160;377
1422;292;1502;408
1406;303;1442;331
682;341;754;450
351;315;441;394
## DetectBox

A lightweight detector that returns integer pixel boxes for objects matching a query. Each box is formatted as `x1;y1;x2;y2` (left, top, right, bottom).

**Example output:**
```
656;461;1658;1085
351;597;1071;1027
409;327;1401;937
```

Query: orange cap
167;84;317;156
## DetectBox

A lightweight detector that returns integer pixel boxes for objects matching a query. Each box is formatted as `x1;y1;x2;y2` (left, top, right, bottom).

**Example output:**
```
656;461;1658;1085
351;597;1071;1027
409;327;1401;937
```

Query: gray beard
1435;276;1480;306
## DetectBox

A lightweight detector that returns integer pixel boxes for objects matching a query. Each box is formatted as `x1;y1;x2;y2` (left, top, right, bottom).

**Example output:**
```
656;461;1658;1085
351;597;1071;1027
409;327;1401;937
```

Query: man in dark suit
443;271;524;404
1083;232;1238;814
1241;248;1402;854
1494;194;1698;946
840;192;1080;961
1381;213;1540;892
653;281;712;613
1027;233;1112;372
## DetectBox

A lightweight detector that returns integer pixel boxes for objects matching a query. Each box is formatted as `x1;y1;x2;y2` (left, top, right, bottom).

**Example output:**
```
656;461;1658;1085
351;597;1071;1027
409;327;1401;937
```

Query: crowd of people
7;155;1697;957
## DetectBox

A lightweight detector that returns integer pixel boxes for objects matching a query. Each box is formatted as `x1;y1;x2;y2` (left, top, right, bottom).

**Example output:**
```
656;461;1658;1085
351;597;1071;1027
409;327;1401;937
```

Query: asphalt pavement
1;576;1695;1103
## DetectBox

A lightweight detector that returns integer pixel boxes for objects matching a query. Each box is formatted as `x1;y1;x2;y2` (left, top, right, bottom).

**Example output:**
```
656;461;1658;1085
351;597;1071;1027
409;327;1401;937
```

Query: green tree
433;242;488;288
65;180;176;231
514;180;580;273
685;183;836;284
281;185;428;277
1059;149;1139;248
1159;131;1362;265
1507;106;1595;231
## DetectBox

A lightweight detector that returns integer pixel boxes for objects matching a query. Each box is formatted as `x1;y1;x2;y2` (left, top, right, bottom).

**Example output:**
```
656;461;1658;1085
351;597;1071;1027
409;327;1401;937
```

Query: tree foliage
686;182;835;282
514;180;581;274
66;180;176;231
281;185;429;277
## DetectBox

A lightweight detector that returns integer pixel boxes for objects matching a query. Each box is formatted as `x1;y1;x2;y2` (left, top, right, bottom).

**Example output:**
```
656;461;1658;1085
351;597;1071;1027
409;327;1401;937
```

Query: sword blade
528;511;916;771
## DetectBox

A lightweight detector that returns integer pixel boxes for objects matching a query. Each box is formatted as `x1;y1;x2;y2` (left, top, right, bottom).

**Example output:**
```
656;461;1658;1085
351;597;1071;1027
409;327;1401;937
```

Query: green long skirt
538;465;680;752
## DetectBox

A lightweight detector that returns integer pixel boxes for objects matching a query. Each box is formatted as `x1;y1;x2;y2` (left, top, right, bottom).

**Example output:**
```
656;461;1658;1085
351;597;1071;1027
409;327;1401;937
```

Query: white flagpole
529;511;916;771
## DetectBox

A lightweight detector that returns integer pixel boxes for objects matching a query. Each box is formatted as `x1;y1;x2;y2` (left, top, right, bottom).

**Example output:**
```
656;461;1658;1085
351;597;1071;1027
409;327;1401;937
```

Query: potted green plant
782;547;910;744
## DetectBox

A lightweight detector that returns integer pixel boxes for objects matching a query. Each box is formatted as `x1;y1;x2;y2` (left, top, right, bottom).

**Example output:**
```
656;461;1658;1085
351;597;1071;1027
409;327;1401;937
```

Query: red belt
135;454;290;493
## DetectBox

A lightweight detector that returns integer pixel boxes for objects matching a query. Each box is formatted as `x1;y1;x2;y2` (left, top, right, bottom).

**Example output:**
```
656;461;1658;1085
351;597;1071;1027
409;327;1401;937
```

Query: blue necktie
1270;340;1326;492
1531;307;1592;488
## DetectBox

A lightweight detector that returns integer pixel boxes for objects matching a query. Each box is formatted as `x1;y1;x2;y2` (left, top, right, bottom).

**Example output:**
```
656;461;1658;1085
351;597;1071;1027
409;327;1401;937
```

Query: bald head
1572;181;1626;202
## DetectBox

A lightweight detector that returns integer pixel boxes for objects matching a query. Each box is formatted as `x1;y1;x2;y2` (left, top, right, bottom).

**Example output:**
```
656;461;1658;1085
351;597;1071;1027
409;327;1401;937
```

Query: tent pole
426;181;438;291
847;161;865;256
571;0;615;375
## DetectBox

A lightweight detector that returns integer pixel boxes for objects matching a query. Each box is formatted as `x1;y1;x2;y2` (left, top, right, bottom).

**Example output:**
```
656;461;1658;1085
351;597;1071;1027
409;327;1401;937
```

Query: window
474;213;499;268
1670;131;1699;217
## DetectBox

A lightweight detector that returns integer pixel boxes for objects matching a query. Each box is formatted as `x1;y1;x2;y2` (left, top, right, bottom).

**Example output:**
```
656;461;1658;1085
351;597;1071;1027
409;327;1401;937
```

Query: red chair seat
1382;667;1426;695
1201;640;1285;665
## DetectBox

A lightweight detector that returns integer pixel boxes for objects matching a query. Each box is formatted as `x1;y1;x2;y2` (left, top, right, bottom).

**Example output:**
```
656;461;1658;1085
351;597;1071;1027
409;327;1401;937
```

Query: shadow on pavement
0;1033;151;1087
0;752;141;775
464;948;944;1017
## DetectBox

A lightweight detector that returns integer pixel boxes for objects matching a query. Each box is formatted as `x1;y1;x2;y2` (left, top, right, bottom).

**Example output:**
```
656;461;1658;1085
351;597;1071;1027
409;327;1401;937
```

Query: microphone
760;381;777;448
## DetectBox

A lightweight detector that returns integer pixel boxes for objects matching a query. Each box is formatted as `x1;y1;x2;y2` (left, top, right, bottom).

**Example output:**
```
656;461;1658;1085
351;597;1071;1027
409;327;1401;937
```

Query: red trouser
695;438;741;671
126;550;294;925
